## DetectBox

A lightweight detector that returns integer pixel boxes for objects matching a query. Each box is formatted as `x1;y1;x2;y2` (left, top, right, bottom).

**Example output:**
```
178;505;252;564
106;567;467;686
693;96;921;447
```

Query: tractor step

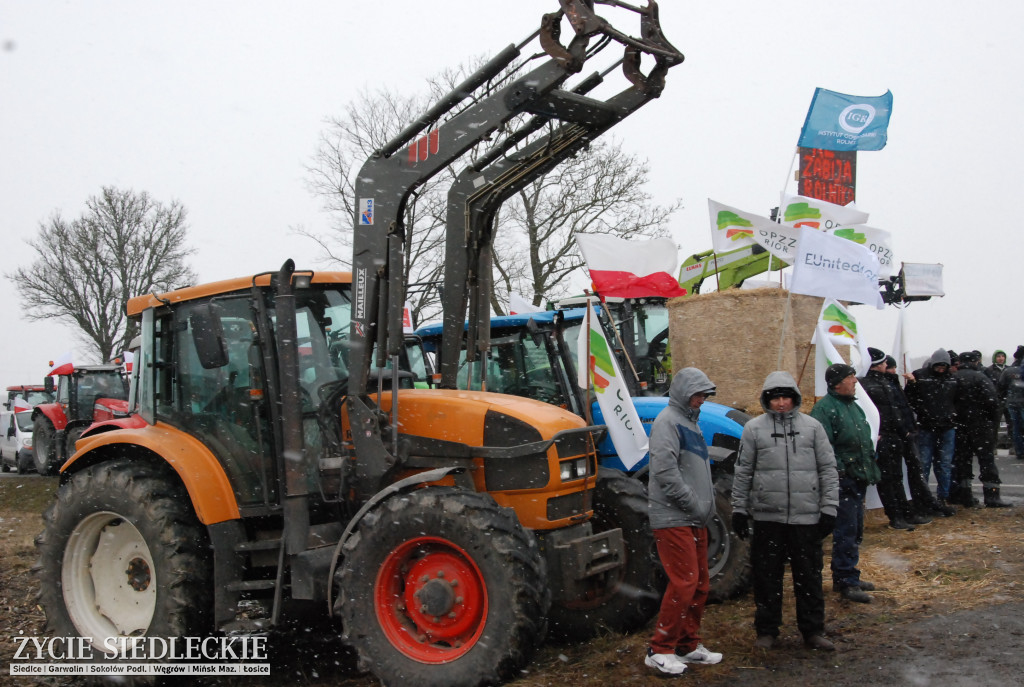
233;539;282;552
226;579;277;592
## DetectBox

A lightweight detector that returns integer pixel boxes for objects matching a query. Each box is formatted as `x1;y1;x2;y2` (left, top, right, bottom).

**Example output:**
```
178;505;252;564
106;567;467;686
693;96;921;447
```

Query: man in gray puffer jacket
645;368;722;676
731;371;840;651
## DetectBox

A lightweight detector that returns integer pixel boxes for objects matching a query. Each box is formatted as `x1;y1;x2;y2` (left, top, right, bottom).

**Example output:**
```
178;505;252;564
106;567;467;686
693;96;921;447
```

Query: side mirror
190;303;229;369
44;376;54;394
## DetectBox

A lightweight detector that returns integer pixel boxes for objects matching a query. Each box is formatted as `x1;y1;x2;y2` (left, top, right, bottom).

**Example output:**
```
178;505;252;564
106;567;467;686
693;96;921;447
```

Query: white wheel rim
62;511;156;643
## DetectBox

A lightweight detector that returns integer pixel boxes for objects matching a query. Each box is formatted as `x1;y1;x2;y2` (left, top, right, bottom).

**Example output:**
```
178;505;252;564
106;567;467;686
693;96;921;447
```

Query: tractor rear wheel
337;487;549;687
36;460;212;669
32;416;57;475
548;467;662;639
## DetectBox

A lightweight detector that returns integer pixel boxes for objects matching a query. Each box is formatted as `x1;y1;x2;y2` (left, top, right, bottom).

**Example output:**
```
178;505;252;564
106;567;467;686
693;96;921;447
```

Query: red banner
798;147;856;205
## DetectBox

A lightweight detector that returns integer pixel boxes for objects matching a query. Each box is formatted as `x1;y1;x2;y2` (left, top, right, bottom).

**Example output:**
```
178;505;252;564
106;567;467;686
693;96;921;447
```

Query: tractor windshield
453;332;568;407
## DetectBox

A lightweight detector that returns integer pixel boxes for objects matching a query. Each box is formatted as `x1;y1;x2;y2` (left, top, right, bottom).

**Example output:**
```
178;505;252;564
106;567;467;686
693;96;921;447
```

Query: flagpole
582;294;595;426
600;295;642;386
782;147;799;197
776;289;794;370
777;148;799;288
796;343;812;387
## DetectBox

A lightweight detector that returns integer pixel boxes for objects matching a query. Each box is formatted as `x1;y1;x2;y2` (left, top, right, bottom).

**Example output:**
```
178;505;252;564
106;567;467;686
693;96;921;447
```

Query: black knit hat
885;355;897;368
867;347;886;366
947;350;959;365
825;363;857;388
1016;345;1024;361
960;350;981;364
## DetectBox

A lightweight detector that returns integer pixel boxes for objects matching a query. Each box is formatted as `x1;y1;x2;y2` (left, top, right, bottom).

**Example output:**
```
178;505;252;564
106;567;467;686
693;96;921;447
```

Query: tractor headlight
559;457;590;481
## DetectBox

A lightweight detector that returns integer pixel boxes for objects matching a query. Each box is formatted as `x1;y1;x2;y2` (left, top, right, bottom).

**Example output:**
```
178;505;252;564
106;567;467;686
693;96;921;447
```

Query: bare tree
10;187;197;362
305;63;679;326
491;138;680;314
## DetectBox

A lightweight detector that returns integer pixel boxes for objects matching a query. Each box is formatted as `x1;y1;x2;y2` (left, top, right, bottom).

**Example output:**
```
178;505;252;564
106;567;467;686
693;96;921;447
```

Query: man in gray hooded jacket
731;371;840;651
645;368;722;676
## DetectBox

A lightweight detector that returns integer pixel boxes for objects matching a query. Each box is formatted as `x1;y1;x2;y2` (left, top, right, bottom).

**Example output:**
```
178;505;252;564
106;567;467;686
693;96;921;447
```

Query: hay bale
667;288;846;414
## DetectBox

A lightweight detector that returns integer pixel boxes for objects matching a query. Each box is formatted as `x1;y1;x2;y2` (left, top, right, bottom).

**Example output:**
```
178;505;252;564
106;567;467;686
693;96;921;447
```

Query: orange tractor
36;3;683;685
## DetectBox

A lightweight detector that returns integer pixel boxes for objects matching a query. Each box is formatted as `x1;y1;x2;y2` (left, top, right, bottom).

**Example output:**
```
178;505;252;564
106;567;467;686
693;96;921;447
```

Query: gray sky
2;0;1021;386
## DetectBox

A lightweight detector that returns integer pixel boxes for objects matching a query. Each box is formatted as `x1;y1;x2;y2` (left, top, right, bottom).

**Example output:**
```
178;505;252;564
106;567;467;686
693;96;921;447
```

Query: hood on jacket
993;349;1007;364
759;370;802;412
668;367;716;410
929;348;951;369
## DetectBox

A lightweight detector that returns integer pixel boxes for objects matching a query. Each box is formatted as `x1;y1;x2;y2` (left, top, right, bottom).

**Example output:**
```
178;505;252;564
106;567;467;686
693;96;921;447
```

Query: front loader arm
347;1;683;500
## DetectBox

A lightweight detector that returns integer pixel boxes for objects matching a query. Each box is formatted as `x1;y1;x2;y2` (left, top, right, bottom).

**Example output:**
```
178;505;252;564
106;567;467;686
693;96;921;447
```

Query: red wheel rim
375;536;487;663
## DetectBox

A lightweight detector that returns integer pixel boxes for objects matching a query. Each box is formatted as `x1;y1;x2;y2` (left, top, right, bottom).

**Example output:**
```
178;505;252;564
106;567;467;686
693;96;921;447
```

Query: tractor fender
61;422;240;525
32;404;68;432
326;466;465;616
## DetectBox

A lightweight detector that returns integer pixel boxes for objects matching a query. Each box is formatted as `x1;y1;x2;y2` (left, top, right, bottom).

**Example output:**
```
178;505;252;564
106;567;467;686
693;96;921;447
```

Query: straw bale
667;288;847;414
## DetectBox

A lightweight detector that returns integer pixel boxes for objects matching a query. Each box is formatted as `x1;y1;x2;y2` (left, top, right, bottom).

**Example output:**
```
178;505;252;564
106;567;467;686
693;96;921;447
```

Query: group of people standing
644;349;1017;675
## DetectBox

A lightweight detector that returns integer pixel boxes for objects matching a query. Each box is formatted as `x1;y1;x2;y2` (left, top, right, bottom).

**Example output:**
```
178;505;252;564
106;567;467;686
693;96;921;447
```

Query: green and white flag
577;303;648;470
827;224;896;279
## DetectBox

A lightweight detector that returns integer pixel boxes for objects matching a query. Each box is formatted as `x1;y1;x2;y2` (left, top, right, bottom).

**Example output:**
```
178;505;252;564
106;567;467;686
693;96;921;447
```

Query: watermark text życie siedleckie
11;634;267;661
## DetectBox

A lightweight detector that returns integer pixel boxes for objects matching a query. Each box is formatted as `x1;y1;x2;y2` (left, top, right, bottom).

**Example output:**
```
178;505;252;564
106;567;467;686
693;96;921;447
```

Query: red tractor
31;364;129;475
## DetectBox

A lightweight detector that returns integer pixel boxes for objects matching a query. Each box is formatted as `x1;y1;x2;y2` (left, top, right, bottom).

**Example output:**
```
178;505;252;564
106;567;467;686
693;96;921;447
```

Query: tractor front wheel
337;487;549;687
36;460;212;667
32;416;57;475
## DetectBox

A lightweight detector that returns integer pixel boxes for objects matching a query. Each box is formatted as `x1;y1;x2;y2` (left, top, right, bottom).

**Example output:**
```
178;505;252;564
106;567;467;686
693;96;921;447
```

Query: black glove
731;512;750;540
818;513;836;540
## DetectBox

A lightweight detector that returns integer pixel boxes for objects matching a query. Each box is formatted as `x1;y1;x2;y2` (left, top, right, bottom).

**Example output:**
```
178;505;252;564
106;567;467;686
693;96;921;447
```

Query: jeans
832;477;866;589
917;428;955;500
1007;405;1024;458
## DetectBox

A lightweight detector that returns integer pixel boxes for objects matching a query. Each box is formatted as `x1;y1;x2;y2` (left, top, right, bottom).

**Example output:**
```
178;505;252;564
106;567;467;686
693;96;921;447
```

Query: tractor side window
293;288;352;410
161;296;277;507
56;377;70;405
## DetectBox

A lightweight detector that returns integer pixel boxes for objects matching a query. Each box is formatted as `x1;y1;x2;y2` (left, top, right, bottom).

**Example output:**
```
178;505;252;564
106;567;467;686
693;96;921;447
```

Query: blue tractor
416;302;752;607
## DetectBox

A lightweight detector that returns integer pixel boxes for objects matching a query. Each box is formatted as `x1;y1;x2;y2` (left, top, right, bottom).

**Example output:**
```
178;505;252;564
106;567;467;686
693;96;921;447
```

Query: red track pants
649;526;709;655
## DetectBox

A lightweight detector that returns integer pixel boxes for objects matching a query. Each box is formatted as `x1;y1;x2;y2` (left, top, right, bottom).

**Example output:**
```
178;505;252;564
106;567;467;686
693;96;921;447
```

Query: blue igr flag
798;88;893;151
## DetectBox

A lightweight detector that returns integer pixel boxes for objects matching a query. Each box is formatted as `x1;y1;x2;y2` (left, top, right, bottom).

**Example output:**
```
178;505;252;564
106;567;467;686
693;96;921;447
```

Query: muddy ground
3;474;1023;686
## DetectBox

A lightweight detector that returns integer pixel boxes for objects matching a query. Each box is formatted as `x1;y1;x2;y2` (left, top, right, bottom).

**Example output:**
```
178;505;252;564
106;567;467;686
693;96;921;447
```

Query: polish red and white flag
575;234;686;299
48;351;74;376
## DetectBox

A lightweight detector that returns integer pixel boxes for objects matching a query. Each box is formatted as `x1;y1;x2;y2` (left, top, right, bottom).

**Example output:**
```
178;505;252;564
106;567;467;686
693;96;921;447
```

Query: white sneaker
645;649;687;675
679;643;723;665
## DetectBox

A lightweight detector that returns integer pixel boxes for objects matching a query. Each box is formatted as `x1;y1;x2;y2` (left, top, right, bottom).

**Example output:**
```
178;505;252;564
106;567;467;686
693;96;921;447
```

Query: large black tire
32;415;58;475
36;460;212;674
707;473;752;602
17;451;34;475
0;453;9;472
337;487;549;687
64;424;87;459
548;467;663;640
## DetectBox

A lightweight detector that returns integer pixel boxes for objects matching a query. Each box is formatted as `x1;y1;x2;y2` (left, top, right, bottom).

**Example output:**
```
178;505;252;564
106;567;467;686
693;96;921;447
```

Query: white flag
892;306;908;381
577;303;648;469
813;320;879;447
827;225;896;279
813;298;872;376
780;193;869;230
508;292;544;315
790;228;884;309
708;199;758;253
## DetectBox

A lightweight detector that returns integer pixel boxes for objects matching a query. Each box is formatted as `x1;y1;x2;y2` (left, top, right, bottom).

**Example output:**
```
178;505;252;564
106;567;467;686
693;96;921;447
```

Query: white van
0;406;34;473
